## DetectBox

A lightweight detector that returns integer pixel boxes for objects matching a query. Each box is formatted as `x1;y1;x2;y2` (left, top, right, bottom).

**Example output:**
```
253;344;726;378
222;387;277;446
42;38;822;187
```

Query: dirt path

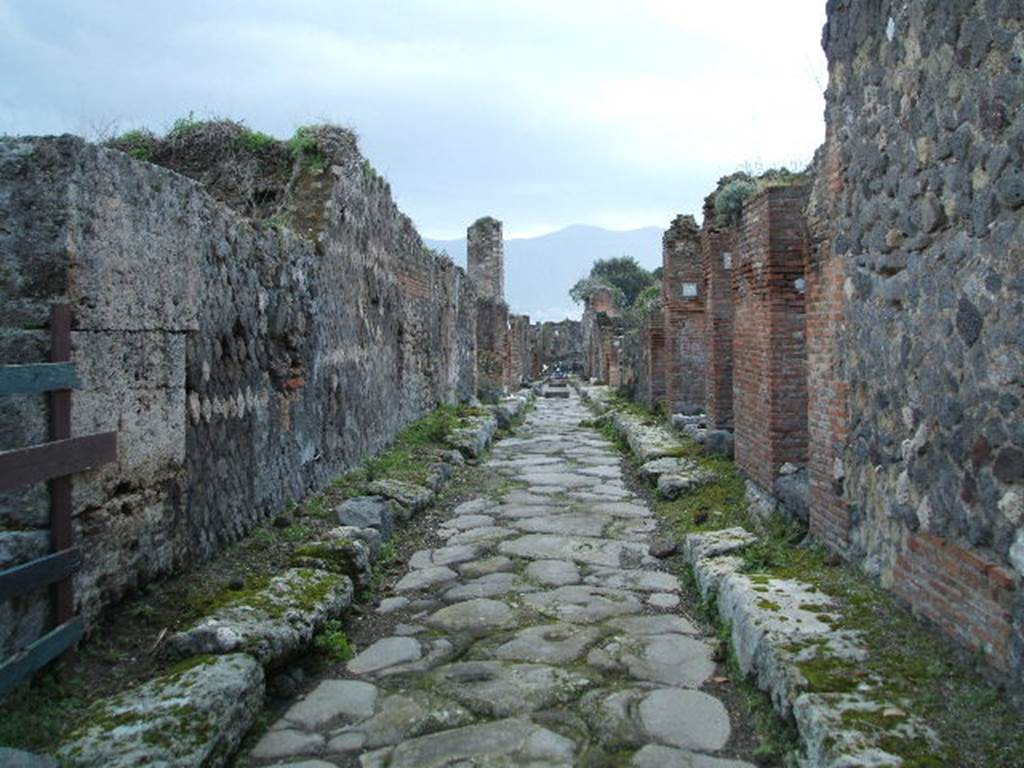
241;392;758;767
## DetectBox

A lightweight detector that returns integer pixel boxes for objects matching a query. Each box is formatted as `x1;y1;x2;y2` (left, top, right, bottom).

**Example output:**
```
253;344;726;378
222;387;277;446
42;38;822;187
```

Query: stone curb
579;391;940;768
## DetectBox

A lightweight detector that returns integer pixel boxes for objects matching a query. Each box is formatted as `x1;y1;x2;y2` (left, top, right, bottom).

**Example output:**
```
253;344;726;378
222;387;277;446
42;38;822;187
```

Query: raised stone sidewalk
241;390;755;767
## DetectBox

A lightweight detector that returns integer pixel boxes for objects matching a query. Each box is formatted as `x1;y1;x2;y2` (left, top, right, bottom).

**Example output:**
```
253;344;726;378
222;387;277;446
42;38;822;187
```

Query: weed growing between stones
311;620;354;662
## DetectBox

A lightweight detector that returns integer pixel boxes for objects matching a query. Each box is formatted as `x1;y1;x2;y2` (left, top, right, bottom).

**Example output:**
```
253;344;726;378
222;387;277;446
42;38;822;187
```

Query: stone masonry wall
732;185;810;493
702;208;737;430
808;0;1024;677
622;304;666;412
0;130;478;654
467;217;504;302
662;215;706;415
507;313;531;387
529;320;582;377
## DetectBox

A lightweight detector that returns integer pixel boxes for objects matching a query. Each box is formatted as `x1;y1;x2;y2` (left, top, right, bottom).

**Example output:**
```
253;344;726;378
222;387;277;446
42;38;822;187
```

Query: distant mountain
424;224;663;322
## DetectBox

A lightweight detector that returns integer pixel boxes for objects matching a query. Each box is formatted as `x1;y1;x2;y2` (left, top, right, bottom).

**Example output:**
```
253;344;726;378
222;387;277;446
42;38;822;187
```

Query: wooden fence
0;305;117;697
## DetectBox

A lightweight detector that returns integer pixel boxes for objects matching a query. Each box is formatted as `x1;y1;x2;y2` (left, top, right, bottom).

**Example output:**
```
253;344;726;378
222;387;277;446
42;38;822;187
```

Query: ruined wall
529;320;583;377
507;314;531;387
0;130;477;653
702;207;737;430
467;217;504;302
732;185;810;492
581;288;621;383
808;0;1024;676
621;304;666;412
662;215;705;415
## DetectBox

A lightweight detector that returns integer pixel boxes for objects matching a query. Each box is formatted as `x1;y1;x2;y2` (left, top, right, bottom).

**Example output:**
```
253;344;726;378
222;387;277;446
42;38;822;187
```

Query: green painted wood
0;548;81;601
0;432;117;493
0;363;80;396
0;618;83;698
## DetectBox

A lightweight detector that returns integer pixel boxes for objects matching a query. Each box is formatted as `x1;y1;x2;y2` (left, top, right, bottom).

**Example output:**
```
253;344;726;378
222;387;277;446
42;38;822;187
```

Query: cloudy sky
1;1;828;239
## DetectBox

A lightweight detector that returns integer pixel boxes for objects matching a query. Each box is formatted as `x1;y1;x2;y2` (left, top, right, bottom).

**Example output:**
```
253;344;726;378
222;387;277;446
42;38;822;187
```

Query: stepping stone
394;566;458;593
632;745;758;768
522;585;644;623
639;689;731;752
525;559;581;587
347;637;422;675
426;598;517;635
444;572;533;602
383;717;576;767
327;691;473;753
494;623;604;664
511;513;611;537
457;555;515;578
589;633;715;687
250;729;324;761
282;679;378;729
430;660;594;717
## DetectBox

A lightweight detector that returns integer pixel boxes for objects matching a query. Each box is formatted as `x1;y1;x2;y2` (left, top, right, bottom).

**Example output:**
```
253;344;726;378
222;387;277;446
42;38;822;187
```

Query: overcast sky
1;1;828;239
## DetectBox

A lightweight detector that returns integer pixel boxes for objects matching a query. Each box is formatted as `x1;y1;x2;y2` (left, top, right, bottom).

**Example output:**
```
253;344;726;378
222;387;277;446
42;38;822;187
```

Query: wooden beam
0;618;83;698
49;304;75;625
0;432;117;493
0;363;81;396
0;548;81;602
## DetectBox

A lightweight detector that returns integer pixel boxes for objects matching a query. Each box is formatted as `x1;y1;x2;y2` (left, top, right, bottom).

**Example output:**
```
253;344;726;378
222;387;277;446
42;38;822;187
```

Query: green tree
570;256;656;308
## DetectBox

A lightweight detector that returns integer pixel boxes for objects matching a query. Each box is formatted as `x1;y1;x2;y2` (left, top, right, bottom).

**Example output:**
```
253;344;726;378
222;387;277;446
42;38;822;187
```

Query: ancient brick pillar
643;307;667;411
467;216;504;301
732;185;810;493
507;313;531;387
701;205;736;430
662;215;705;415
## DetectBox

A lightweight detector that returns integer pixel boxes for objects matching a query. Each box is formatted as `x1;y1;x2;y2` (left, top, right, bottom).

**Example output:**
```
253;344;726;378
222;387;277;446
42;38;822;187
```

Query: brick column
701;207;736;430
732;185;810;492
662;215;705;415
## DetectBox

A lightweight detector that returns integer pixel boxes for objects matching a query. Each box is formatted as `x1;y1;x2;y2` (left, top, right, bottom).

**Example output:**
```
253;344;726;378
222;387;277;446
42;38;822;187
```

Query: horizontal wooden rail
0;432;117;493
0;362;81;396
0;618;83;698
0;548;81;601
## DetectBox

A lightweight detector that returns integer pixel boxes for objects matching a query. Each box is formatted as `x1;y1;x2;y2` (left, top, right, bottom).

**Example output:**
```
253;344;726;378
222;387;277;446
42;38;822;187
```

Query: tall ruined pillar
468;216;510;398
662;215;705;415
732;185;810;495
701;202;736;430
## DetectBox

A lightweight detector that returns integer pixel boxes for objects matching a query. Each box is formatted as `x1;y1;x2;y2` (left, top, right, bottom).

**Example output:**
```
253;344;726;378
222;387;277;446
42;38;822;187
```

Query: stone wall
507;314;532;387
732;185;810;493
581;288;622;384
622;304;666;412
662;215;705;415
807;0;1024;677
0;129;478;654
529;320;582;377
467;217;504;302
701;207;737;431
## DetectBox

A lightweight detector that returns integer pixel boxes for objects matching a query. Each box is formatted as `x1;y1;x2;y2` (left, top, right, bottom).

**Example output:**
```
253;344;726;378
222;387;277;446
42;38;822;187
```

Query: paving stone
493;622;604;664
522;585;644;623
632;745;757;768
336;496;395;540
409;545;480;569
457;555;516;578
446;525;517;546
583;566;680;593
377;596;409;614
283;679;378;729
347;637;422;675
440;514;495;530
500;534;651;569
511;512;612;537
250;729;325;761
604;614;700;636
327;691;474;752
452;498;497;516
443;572;534;602
525;559;581;586
426;598;517;635
394;566;458;593
430;660;594;717
588;633;715;687
384;717;576;767
638;688;731;752
578;687;647;748
648;592;681;608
